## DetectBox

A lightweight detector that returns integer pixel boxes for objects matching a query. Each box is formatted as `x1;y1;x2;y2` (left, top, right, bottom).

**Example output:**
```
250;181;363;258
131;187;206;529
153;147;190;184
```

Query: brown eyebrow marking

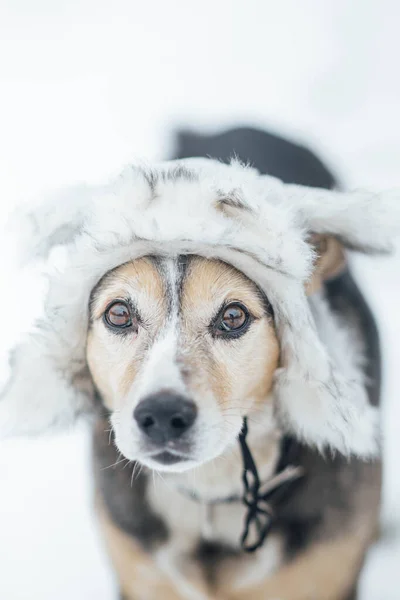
88;258;165;324
88;269;121;323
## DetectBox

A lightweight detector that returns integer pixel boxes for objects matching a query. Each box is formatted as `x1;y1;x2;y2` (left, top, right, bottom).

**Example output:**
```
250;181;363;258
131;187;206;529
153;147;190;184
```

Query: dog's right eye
212;302;252;339
104;301;134;330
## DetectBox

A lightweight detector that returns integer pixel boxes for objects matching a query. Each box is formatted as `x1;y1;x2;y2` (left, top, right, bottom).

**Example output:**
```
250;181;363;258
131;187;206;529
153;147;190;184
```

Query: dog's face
87;256;279;472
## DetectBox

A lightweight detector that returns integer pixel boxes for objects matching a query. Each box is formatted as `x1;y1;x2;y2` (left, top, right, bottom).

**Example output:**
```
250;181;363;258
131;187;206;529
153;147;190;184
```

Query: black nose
133;392;197;444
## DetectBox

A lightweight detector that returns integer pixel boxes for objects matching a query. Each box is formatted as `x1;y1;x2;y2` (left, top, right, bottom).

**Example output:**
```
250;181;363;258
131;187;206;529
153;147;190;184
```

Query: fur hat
1;159;398;456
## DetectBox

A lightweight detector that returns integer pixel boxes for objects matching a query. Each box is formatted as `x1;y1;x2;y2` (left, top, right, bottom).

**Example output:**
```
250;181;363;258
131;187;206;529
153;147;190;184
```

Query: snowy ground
0;1;399;598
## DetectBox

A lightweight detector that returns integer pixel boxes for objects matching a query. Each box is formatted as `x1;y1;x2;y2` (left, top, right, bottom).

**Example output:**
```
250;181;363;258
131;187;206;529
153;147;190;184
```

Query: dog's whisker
155;470;175;493
130;461;141;487
101;456;130;471
104;427;113;446
221;406;271;416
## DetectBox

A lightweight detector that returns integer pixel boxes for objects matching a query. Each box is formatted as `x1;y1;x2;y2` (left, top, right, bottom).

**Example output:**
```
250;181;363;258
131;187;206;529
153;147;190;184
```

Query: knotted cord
238;417;305;552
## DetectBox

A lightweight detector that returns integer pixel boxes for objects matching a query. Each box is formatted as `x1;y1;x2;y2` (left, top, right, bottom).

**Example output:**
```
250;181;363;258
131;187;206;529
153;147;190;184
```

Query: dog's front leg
219;532;369;600
153;543;217;600
97;498;181;599
98;499;214;600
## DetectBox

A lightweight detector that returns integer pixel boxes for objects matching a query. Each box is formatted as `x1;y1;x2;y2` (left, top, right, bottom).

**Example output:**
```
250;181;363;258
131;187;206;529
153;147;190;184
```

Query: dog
2;127;398;599
88;129;380;600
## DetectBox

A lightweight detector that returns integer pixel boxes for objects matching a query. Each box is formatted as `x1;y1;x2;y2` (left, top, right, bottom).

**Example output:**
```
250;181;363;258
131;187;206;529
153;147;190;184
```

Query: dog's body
89;129;382;599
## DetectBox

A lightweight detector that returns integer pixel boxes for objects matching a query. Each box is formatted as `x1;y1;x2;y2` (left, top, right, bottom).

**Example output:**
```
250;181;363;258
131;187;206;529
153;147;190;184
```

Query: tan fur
306;235;346;296
180;258;279;408
87;258;167;410
89;258;166;322
221;526;374;600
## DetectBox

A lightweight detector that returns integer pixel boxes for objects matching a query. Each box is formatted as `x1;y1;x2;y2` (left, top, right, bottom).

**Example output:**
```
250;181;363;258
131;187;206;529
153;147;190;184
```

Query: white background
0;1;399;598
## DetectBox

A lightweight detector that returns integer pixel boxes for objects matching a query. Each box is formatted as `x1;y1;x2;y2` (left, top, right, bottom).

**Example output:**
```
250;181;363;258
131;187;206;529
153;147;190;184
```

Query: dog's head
87;256;279;472
1;159;398;460
87;238;343;472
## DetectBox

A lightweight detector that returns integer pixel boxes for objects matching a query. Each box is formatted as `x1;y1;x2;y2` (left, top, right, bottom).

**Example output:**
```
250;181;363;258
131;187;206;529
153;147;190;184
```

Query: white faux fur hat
1;158;398;456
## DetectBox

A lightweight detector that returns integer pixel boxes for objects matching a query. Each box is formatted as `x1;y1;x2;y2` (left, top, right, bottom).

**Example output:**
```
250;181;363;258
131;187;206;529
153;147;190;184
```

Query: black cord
238;417;305;553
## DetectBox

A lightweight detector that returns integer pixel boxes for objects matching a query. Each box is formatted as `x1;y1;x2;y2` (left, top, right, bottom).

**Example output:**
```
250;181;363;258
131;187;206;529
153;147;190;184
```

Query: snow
0;1;399;598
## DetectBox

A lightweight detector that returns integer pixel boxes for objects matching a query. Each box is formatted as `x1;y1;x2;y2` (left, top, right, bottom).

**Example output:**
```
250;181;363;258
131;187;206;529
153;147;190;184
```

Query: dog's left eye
104;301;133;329
213;302;250;337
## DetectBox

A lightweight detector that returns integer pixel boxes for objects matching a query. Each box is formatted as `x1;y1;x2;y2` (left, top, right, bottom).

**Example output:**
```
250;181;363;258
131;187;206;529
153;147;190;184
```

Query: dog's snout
133;392;197;444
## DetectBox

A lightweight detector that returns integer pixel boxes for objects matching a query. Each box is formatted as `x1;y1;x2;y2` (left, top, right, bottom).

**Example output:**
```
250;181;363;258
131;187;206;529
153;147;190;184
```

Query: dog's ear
305;234;346;295
282;184;399;255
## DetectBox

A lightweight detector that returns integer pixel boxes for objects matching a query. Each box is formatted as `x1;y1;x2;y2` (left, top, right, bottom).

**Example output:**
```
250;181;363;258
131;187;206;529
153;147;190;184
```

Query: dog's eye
214;302;250;337
220;305;247;330
104;301;134;329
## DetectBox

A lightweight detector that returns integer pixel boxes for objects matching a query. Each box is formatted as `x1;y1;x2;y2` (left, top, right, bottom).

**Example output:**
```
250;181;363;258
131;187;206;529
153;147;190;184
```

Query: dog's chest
146;437;285;590
148;479;283;592
148;428;280;546
148;478;246;547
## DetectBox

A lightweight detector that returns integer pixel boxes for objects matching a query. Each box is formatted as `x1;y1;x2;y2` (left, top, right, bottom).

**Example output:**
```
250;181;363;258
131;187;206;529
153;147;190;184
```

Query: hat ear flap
272;290;379;458
282;184;400;254
0;341;91;438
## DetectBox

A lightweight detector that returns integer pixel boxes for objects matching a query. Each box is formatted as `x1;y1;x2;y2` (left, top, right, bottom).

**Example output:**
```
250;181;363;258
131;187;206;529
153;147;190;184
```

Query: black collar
176;418;305;553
